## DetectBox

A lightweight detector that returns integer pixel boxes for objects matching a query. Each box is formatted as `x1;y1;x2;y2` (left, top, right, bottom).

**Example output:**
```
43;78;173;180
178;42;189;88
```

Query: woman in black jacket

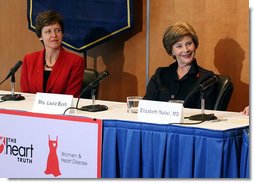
144;22;217;109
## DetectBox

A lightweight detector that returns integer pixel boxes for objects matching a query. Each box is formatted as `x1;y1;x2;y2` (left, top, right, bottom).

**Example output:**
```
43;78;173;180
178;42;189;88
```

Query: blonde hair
163;22;199;57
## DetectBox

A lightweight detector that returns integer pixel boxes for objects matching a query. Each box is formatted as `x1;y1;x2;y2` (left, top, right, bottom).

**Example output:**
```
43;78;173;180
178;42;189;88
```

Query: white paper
137;100;183;124
32;92;74;115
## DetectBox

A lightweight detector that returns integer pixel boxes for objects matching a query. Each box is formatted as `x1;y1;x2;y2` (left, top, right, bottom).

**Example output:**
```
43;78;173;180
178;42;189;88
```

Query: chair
80;68;99;99
213;75;233;111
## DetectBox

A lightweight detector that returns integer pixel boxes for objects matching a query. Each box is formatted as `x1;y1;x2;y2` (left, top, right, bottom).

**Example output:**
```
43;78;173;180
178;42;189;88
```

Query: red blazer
20;47;85;98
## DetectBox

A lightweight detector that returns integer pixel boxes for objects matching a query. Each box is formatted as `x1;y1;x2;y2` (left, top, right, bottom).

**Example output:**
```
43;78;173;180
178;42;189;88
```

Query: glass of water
127;96;143;113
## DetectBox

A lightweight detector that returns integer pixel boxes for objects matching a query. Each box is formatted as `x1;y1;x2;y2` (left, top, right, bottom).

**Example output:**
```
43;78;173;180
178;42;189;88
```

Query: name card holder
137;100;183;124
32;92;74;115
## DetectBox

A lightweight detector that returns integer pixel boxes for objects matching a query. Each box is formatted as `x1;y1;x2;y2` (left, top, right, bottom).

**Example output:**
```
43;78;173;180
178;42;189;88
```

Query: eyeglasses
44;28;62;35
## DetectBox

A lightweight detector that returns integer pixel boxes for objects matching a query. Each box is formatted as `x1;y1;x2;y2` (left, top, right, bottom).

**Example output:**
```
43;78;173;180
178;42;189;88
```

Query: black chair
213;75;233;111
80;68;99;99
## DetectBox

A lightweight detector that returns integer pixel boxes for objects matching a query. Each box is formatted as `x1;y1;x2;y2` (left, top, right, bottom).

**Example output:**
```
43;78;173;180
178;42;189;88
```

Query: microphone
88;70;109;88
0;60;23;85
76;71;109;112
5;60;23;80
185;75;219;122
199;75;219;91
0;60;25;101
79;71;109;98
184;75;219;106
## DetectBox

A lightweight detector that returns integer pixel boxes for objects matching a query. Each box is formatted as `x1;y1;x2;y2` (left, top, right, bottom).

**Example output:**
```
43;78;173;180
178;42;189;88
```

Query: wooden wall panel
86;0;146;102
149;0;249;111
0;0;41;91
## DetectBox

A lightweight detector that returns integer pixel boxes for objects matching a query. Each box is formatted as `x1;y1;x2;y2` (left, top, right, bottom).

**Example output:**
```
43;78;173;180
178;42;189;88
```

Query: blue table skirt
102;120;249;178
240;129;249;178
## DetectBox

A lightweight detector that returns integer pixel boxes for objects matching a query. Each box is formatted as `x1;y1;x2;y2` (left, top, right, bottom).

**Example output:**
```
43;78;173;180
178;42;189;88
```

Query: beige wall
0;0;249;112
149;0;249;112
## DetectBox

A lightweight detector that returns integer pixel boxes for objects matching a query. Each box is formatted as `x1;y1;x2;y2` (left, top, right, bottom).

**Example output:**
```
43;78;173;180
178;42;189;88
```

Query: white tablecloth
0;91;249;131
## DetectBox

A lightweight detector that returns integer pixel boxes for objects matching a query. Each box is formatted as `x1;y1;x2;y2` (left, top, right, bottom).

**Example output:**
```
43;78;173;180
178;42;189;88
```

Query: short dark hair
163;22;199;58
35;10;64;38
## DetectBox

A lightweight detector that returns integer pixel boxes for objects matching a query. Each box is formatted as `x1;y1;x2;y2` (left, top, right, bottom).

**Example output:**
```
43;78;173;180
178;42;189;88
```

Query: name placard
137;100;183;124
32;93;74;115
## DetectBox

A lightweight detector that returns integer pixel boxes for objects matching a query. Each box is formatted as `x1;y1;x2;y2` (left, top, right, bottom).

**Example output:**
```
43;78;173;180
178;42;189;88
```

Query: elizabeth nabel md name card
32;92;74;115
138;100;183;124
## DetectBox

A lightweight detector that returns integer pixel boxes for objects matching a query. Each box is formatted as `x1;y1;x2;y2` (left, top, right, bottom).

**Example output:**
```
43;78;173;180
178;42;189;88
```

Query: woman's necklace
44;52;58;69
45;64;54;69
44;59;55;69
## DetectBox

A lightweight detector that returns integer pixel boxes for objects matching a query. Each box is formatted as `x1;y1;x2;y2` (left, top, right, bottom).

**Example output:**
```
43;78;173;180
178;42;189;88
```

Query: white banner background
0;110;101;178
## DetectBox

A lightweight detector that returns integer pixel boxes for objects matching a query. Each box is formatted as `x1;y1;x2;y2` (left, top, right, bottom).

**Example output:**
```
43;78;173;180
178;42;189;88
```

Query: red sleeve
64;57;85;98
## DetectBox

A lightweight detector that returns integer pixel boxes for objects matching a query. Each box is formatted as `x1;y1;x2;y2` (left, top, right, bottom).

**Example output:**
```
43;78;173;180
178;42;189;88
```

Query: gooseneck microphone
87;71;109;89
0;60;23;85
185;75;219;121
199;75;219;91
0;60;25;101
75;71;109;112
184;75;219;106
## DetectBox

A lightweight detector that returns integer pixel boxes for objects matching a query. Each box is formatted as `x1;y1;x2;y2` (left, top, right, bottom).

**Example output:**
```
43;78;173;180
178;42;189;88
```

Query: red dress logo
0;136;6;154
44;135;61;177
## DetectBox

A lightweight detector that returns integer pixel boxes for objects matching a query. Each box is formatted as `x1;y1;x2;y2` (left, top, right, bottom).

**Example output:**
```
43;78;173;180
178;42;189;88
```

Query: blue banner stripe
27;0;133;52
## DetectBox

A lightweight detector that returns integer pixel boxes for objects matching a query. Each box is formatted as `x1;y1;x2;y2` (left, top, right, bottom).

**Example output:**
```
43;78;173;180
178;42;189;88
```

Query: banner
0;109;102;178
27;0;133;52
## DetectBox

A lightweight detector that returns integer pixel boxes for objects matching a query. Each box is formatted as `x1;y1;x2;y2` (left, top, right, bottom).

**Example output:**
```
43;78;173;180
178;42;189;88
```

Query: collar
171;59;200;80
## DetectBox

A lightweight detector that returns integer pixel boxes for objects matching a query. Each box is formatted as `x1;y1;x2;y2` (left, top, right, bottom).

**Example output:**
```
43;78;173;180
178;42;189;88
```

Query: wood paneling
149;0;249;111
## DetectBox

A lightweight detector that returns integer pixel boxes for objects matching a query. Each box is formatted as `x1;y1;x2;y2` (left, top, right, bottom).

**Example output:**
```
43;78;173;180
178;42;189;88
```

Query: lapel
45;47;65;92
35;50;45;92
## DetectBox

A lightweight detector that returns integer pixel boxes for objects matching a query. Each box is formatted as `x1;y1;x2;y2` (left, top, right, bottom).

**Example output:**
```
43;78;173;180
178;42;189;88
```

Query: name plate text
32;92;74;114
137;100;183;124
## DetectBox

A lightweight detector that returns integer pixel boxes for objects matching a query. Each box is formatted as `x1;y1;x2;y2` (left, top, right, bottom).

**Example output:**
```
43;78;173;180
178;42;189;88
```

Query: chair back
213;75;233;111
80;68;99;99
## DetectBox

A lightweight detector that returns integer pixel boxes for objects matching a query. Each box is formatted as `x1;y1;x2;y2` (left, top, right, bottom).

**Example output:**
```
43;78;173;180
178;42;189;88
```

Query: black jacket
144;59;217;109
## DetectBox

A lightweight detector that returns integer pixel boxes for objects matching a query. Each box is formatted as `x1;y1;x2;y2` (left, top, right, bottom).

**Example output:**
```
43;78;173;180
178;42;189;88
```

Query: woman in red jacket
20;10;85;98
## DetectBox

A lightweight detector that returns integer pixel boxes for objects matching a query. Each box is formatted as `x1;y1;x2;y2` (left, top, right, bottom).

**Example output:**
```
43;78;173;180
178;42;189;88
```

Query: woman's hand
240;105;249;115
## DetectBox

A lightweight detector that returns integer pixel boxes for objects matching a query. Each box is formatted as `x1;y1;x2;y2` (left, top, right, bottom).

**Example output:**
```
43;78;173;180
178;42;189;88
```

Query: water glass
127;96;142;113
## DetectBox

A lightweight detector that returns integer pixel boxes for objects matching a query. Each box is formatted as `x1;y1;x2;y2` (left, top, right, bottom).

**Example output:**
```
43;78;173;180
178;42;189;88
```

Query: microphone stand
188;90;217;121
1;74;25;101
79;86;108;112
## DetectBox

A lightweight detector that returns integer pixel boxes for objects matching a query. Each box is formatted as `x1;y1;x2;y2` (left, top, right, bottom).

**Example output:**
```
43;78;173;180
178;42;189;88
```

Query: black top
143;59;217;109
43;70;51;92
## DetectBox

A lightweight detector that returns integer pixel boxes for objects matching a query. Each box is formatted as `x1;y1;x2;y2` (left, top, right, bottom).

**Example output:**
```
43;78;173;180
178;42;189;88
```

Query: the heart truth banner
27;0;133;52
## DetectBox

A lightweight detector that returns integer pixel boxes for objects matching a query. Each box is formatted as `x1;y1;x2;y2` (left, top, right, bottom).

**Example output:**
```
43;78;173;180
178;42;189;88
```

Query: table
102;120;248;178
0;91;249;178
